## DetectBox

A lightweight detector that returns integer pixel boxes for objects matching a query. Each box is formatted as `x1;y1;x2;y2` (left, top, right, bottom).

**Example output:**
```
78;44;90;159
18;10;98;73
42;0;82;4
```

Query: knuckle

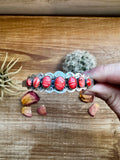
106;93;120;111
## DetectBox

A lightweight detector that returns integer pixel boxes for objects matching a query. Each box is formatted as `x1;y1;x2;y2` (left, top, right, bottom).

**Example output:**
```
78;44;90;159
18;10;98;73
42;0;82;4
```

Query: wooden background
0;0;120;16
0;16;120;160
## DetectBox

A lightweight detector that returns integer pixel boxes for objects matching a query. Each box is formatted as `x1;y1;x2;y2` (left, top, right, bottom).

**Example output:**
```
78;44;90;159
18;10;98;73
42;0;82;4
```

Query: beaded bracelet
23;71;94;94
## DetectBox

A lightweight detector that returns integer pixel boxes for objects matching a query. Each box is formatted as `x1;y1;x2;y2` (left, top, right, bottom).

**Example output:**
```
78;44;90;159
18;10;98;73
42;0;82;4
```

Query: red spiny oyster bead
87;79;92;87
79;77;85;88
55;77;65;91
26;78;32;87
42;76;51;88
33;77;40;88
68;77;77;89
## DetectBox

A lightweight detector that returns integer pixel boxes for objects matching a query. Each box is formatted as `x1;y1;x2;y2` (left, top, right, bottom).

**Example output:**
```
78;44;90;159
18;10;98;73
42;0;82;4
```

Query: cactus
62;50;96;73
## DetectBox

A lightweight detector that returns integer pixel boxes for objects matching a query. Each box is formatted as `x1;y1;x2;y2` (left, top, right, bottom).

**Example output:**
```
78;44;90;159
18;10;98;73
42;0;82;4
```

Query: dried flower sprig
0;52;23;100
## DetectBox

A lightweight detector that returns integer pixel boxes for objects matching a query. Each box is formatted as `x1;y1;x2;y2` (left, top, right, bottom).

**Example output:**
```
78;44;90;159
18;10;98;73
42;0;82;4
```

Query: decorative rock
26;78;32;87
37;105;47;115
33;77;40;88
55;77;65;91
79;77;85;88
87;79;92;87
88;103;100;117
21;106;32;118
68;77;77;89
42;76;51;88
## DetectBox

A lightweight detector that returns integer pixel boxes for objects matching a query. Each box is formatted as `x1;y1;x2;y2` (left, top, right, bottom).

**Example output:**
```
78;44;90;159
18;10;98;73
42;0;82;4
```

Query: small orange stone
79;90;94;103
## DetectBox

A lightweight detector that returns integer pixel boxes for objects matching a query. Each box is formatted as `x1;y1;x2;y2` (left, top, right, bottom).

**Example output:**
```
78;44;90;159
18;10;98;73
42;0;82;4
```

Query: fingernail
83;70;94;79
83;70;90;75
83;90;94;95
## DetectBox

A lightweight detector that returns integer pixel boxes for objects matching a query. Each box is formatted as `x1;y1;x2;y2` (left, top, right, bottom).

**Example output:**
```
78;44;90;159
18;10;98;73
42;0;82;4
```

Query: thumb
84;83;120;119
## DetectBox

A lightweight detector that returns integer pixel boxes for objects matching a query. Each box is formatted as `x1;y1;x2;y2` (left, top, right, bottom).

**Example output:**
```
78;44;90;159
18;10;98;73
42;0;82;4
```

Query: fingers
84;63;120;119
84;83;120;119
84;63;120;85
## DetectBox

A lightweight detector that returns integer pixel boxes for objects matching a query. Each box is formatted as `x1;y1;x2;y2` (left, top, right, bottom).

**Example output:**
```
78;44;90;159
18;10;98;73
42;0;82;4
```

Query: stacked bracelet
23;71;94;94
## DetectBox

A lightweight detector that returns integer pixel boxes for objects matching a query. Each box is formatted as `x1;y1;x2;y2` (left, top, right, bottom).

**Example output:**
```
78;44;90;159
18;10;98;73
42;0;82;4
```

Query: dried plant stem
5;57;15;70
0;53;23;99
4;78;14;83
0;52;8;73
1;66;22;77
7;82;23;90
4;87;19;93
0;79;4;100
6;58;19;72
4;89;22;95
0;84;10;87
1;88;4;100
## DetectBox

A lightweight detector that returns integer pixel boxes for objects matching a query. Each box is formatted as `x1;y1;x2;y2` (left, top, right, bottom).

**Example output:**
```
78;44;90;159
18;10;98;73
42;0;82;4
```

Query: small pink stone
55;77;65;91
88;103;100;117
68;77;77;89
33;77;40;88
37;105;47;115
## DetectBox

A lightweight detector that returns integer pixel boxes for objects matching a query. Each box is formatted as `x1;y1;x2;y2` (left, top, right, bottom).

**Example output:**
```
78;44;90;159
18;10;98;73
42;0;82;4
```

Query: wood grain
0;0;120;16
0;16;120;160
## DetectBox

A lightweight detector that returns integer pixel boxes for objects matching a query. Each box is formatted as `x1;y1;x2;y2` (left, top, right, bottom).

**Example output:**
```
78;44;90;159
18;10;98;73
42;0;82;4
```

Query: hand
84;63;120;119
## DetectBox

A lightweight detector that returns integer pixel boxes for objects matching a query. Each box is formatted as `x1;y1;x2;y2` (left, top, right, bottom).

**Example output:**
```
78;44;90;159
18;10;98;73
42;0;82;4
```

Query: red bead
87;79;92;87
68;77;77;89
55;77;65;91
26;78;32;87
79;77;85;88
33;77;40;88
42;76;51;88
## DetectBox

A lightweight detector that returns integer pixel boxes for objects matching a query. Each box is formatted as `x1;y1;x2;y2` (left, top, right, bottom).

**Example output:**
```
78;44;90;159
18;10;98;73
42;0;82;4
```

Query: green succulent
62;50;96;73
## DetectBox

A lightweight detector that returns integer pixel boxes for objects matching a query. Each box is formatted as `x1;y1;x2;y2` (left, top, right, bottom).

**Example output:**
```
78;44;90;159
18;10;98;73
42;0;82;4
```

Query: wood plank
0;16;120;159
0;0;120;16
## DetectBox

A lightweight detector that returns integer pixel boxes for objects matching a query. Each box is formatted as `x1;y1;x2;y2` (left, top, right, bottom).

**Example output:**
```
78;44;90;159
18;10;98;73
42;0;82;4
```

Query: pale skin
84;63;120;119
